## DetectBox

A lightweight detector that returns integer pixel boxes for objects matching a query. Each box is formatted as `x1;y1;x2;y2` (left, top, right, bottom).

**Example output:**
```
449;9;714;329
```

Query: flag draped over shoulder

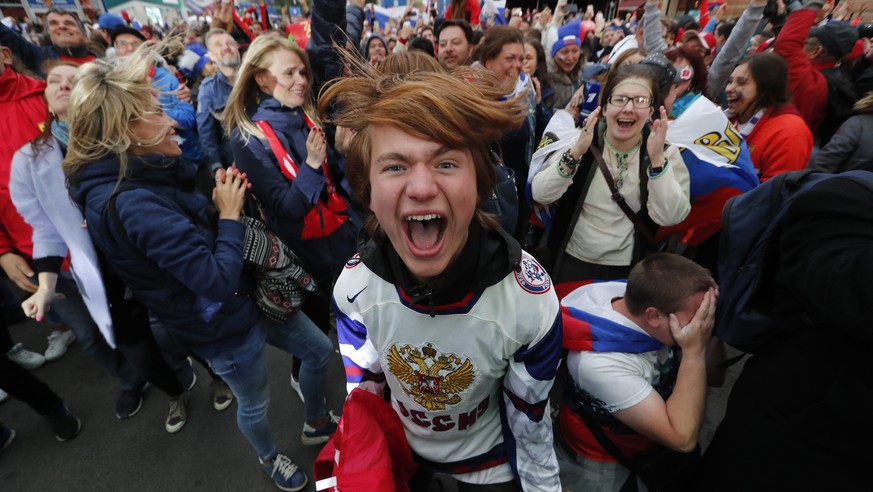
667;94;758;199
659;94;759;245
561;281;664;354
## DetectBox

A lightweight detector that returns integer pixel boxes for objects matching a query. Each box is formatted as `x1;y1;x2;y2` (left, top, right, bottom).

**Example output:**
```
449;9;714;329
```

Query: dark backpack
818;67;857;145
715;170;873;352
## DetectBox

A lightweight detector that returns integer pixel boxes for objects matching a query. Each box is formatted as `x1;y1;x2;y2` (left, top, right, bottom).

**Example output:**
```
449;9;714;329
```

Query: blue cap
552;21;582;58
98;13;126;31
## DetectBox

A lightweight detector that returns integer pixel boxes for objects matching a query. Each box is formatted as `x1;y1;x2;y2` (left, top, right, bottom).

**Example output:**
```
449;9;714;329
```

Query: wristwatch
650;158;667;174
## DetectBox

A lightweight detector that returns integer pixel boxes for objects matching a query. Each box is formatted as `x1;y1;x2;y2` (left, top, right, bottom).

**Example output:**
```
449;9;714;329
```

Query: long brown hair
318;68;526;238
475;26;524;64
222;35;316;144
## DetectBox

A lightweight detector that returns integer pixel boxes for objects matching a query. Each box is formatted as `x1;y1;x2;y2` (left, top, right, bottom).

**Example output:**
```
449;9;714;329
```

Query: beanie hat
580;20;596;36
552;21;582;58
809;22;859;59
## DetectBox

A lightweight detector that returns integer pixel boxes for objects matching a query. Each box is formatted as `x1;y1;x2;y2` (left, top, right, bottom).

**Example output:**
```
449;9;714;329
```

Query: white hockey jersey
334;251;562;490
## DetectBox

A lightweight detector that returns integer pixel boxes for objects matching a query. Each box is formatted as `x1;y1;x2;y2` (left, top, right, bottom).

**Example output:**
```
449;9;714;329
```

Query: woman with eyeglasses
531;64;691;282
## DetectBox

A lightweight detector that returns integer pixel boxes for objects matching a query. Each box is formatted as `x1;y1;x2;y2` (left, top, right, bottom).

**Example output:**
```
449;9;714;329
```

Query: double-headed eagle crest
387;343;475;411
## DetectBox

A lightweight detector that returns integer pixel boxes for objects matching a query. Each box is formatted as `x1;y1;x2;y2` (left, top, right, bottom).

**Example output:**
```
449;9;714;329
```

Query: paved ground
0;290;742;491
0;313;348;492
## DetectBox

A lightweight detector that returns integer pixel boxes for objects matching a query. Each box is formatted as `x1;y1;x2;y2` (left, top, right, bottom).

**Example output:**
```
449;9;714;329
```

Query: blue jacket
69;154;259;358
197;69;235;170
151;66;203;164
307;0;350;91
229;96;361;282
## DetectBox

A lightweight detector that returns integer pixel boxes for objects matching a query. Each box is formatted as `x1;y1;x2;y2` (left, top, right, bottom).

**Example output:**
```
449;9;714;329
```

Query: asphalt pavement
0;293;742;492
0;312;348;492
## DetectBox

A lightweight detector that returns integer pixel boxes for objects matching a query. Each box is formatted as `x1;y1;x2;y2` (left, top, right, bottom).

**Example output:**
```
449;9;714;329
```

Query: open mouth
616;118;636;129
403;213;446;254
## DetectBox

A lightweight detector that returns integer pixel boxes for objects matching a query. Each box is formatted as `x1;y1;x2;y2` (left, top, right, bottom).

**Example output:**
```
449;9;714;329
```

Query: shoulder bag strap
590;145;658;247
256;118;340;198
566;398;638;471
256;120;299;180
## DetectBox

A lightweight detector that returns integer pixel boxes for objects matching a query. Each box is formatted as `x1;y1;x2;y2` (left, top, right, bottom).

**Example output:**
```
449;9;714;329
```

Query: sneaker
0;388;8;404
211;379;233;412
260;453;308;491
289;373;305;403
301;412;339;446
165;394;188;433
44;330;76;361
116;381;149;419
46;405;81;442
185;370;197;392
0;425;15;453
6;343;46;370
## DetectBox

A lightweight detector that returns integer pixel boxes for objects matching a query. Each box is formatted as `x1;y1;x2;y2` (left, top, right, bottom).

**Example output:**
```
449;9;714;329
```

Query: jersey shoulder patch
514;254;552;294
345;254;362;269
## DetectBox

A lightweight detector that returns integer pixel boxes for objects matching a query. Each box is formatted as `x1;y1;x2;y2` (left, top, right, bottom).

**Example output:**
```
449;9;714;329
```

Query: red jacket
745;105;813;182
445;0;481;26
773;9;832;133
0;68;45;258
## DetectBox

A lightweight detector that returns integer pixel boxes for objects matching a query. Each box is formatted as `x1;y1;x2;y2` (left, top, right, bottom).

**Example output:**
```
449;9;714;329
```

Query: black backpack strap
565;397;640;472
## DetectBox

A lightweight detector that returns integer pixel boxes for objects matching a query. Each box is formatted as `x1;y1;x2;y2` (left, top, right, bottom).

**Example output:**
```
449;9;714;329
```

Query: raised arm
643;0;668;54
706;0;767;99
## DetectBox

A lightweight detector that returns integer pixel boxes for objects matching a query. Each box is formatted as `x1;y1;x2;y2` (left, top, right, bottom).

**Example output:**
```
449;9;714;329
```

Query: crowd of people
1;0;872;490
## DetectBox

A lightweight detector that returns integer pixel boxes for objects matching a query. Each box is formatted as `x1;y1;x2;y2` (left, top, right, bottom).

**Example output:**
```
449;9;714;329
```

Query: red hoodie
0;67;46;258
773;9;832;133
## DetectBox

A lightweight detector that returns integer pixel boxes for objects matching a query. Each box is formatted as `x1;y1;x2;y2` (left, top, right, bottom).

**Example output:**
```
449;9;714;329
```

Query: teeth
407;214;442;221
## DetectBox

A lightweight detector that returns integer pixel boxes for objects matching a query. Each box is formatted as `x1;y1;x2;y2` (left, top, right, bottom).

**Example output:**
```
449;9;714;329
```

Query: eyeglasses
115;40;143;50
607;95;652;109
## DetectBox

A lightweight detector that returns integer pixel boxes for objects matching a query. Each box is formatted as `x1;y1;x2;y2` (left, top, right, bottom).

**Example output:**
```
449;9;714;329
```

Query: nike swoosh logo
347;287;367;303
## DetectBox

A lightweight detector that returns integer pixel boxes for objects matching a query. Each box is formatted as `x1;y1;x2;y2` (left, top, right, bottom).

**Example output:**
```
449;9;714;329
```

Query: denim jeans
149;316;196;387
46;273;141;391
556;447;643;492
204;321;277;461
264;311;333;422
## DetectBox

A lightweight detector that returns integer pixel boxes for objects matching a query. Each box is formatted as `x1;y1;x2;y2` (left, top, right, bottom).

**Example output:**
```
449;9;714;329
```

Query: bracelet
648;159;669;178
560;148;581;169
557;149;581;178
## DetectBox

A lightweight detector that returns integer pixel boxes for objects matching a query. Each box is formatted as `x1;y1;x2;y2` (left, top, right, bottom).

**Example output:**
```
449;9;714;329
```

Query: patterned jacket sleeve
502;293;563;491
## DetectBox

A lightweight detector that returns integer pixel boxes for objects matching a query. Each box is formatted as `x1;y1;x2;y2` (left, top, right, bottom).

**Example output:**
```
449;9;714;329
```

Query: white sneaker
165;394;188;434
6;343;46;369
289;374;305;403
44;330;76;361
0;388;8;403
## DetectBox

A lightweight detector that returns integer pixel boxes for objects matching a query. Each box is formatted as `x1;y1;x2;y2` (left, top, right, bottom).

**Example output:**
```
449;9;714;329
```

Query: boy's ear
643;306;663;329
